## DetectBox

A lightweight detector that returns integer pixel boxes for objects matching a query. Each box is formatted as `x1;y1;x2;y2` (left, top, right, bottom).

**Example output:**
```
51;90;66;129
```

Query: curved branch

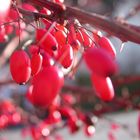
65;7;140;43
27;0;140;44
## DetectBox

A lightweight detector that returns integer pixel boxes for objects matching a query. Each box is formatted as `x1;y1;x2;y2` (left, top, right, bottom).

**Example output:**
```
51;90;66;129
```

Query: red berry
84;47;118;77
68;24;77;43
21;3;38;12
32;66;64;108
40;8;51;15
78;29;92;48
92;30;102;43
8;9;19;21
5;24;13;35
0;100;15;113
0;115;8;128
71;39;81;51
42;52;54;67
68;117;80;133
91;73;115;101
62;93;75;105
36;29;58;56
26;85;34;104
10;50;31;84
9;112;21;125
57;44;74;68
56;24;67;32
58;107;76;119
31;53;43;76
28;45;39;55
53;30;67;46
98;36;116;58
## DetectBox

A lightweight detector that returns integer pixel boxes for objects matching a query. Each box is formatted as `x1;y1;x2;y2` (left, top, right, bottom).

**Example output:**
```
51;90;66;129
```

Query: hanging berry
84;47;118;77
91;73;115;101
98;36;116;58
32;66;64;108
57;44;74;68
36;29;58;56
31;53;43;76
10;50;31;84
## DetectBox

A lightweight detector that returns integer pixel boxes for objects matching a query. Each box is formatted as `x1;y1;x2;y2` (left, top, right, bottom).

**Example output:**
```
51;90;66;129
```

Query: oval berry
57;44;74;68
53;30;67;46
10;50;31;84
78;29;92;48
91;73;115;101
84;47;118;77
36;29;58;55
92;30;102;43
31;53;43;76
98;36;116;58
32;66;64;108
42;52;54;67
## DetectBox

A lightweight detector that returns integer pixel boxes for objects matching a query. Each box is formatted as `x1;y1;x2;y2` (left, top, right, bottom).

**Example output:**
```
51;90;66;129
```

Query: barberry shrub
0;0;139;139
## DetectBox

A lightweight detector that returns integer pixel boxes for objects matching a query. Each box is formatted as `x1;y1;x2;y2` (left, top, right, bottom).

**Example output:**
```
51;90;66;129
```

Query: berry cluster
4;0;118;108
0;0;119;138
25;93;98;139
0;100;22;129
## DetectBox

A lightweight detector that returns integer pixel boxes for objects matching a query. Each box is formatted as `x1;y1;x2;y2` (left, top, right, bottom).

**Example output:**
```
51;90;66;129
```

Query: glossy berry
98;36;116;58
68;24;77;43
84;47;118;77
91;73;115;101
41;52;54;67
31;53;43;76
40;8;51;15
36;29;58;56
69;39;80;52
32;66;64;108
92;30;102;43
57;44;74;68
78;29;92;48
53;30;67;46
10;50;31;84
56;24;67;32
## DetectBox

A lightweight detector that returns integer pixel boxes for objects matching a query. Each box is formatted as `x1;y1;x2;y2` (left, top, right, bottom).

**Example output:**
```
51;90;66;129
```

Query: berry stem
20;0;140;44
